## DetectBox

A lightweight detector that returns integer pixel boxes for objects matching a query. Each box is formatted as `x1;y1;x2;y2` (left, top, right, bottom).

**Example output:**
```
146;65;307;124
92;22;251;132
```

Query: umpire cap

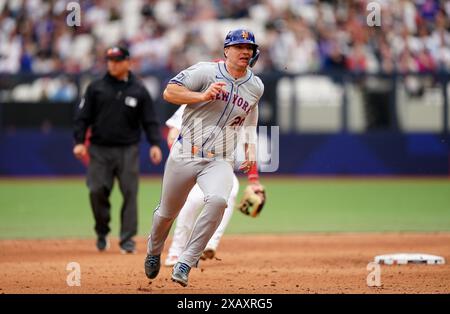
105;46;130;61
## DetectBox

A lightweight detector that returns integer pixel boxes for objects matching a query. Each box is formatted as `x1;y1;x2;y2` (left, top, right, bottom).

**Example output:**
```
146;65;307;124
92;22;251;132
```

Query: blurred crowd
1;0;450;75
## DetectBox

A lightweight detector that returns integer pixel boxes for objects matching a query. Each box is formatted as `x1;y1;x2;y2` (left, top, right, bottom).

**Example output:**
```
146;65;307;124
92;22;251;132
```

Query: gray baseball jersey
147;61;263;270
169;61;264;159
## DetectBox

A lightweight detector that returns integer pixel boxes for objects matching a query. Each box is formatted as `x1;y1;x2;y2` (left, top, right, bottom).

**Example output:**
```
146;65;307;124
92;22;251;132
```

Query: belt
190;145;215;158
178;135;215;158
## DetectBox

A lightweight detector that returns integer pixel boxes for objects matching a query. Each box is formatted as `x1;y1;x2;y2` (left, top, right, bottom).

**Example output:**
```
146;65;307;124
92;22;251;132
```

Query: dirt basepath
1;233;449;294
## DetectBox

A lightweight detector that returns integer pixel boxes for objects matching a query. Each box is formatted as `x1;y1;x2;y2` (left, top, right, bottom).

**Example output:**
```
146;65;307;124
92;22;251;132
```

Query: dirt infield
1;233;449;294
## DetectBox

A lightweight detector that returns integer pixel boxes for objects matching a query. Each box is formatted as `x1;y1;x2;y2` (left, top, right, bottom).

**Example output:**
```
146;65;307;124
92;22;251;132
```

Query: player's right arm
164;62;226;105
163;82;226;105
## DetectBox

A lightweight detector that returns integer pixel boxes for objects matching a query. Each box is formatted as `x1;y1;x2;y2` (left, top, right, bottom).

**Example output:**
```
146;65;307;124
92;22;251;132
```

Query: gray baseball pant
147;141;234;267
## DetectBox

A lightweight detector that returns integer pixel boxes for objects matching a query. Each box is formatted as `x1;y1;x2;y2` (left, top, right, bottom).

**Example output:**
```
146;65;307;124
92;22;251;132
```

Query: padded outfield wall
1;71;449;176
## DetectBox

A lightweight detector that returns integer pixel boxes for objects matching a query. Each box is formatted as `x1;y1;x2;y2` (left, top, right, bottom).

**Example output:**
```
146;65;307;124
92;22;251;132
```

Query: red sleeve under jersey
247;162;259;183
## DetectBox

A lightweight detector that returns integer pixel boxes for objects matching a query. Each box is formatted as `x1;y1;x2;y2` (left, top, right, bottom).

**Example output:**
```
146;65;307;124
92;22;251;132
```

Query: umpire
73;46;162;254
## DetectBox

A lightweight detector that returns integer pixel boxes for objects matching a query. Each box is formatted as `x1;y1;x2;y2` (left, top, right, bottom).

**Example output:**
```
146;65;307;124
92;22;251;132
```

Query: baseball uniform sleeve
140;87;162;147
168;62;209;92
242;75;264;145
73;83;95;144
242;104;258;145
165;105;186;130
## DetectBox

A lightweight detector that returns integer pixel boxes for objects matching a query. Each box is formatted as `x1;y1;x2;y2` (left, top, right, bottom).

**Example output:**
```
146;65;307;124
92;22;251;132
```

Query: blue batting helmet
223;29;260;67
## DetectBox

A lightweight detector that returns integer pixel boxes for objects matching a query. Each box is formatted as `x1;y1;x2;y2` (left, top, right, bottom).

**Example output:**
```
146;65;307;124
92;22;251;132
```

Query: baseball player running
144;29;264;287
164;105;264;267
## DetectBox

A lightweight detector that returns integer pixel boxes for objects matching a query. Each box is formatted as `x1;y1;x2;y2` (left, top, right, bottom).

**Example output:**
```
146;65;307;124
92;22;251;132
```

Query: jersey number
230;116;245;127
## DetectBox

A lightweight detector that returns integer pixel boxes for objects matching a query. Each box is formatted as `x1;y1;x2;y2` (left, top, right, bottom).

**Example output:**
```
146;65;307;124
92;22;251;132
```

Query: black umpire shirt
74;72;161;147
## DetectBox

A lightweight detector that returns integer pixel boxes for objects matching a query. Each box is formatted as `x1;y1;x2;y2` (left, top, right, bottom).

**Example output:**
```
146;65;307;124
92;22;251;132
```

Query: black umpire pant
87;144;139;246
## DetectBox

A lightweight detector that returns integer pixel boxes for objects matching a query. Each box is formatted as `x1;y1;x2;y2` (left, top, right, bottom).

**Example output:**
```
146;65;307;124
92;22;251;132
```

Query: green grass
0;177;449;239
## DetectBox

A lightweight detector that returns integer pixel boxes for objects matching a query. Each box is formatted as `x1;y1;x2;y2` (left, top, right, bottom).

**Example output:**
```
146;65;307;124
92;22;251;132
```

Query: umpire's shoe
96;235;110;252
171;262;191;287
120;239;136;254
144;254;161;279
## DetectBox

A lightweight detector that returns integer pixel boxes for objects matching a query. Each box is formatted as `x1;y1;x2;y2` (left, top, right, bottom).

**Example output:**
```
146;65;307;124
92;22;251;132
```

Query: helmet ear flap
249;49;260;68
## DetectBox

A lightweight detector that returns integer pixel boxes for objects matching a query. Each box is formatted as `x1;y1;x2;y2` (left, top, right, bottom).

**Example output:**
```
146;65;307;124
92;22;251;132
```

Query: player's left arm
245;123;265;208
247;162;260;184
237;149;267;217
239;104;258;173
237;79;265;215
237;110;267;217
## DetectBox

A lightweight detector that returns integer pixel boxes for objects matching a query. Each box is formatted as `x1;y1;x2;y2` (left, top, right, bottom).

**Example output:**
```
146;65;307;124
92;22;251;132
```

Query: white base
374;253;445;265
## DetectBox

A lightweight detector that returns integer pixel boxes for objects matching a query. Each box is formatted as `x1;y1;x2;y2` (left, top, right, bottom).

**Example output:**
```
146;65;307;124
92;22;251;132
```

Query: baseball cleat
144;254;161;279
164;255;179;267
96;235;110;252
200;248;216;260
171;262;191;287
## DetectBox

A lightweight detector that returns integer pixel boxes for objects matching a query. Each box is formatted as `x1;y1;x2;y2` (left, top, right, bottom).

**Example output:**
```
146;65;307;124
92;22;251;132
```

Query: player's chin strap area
249;49;260;68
